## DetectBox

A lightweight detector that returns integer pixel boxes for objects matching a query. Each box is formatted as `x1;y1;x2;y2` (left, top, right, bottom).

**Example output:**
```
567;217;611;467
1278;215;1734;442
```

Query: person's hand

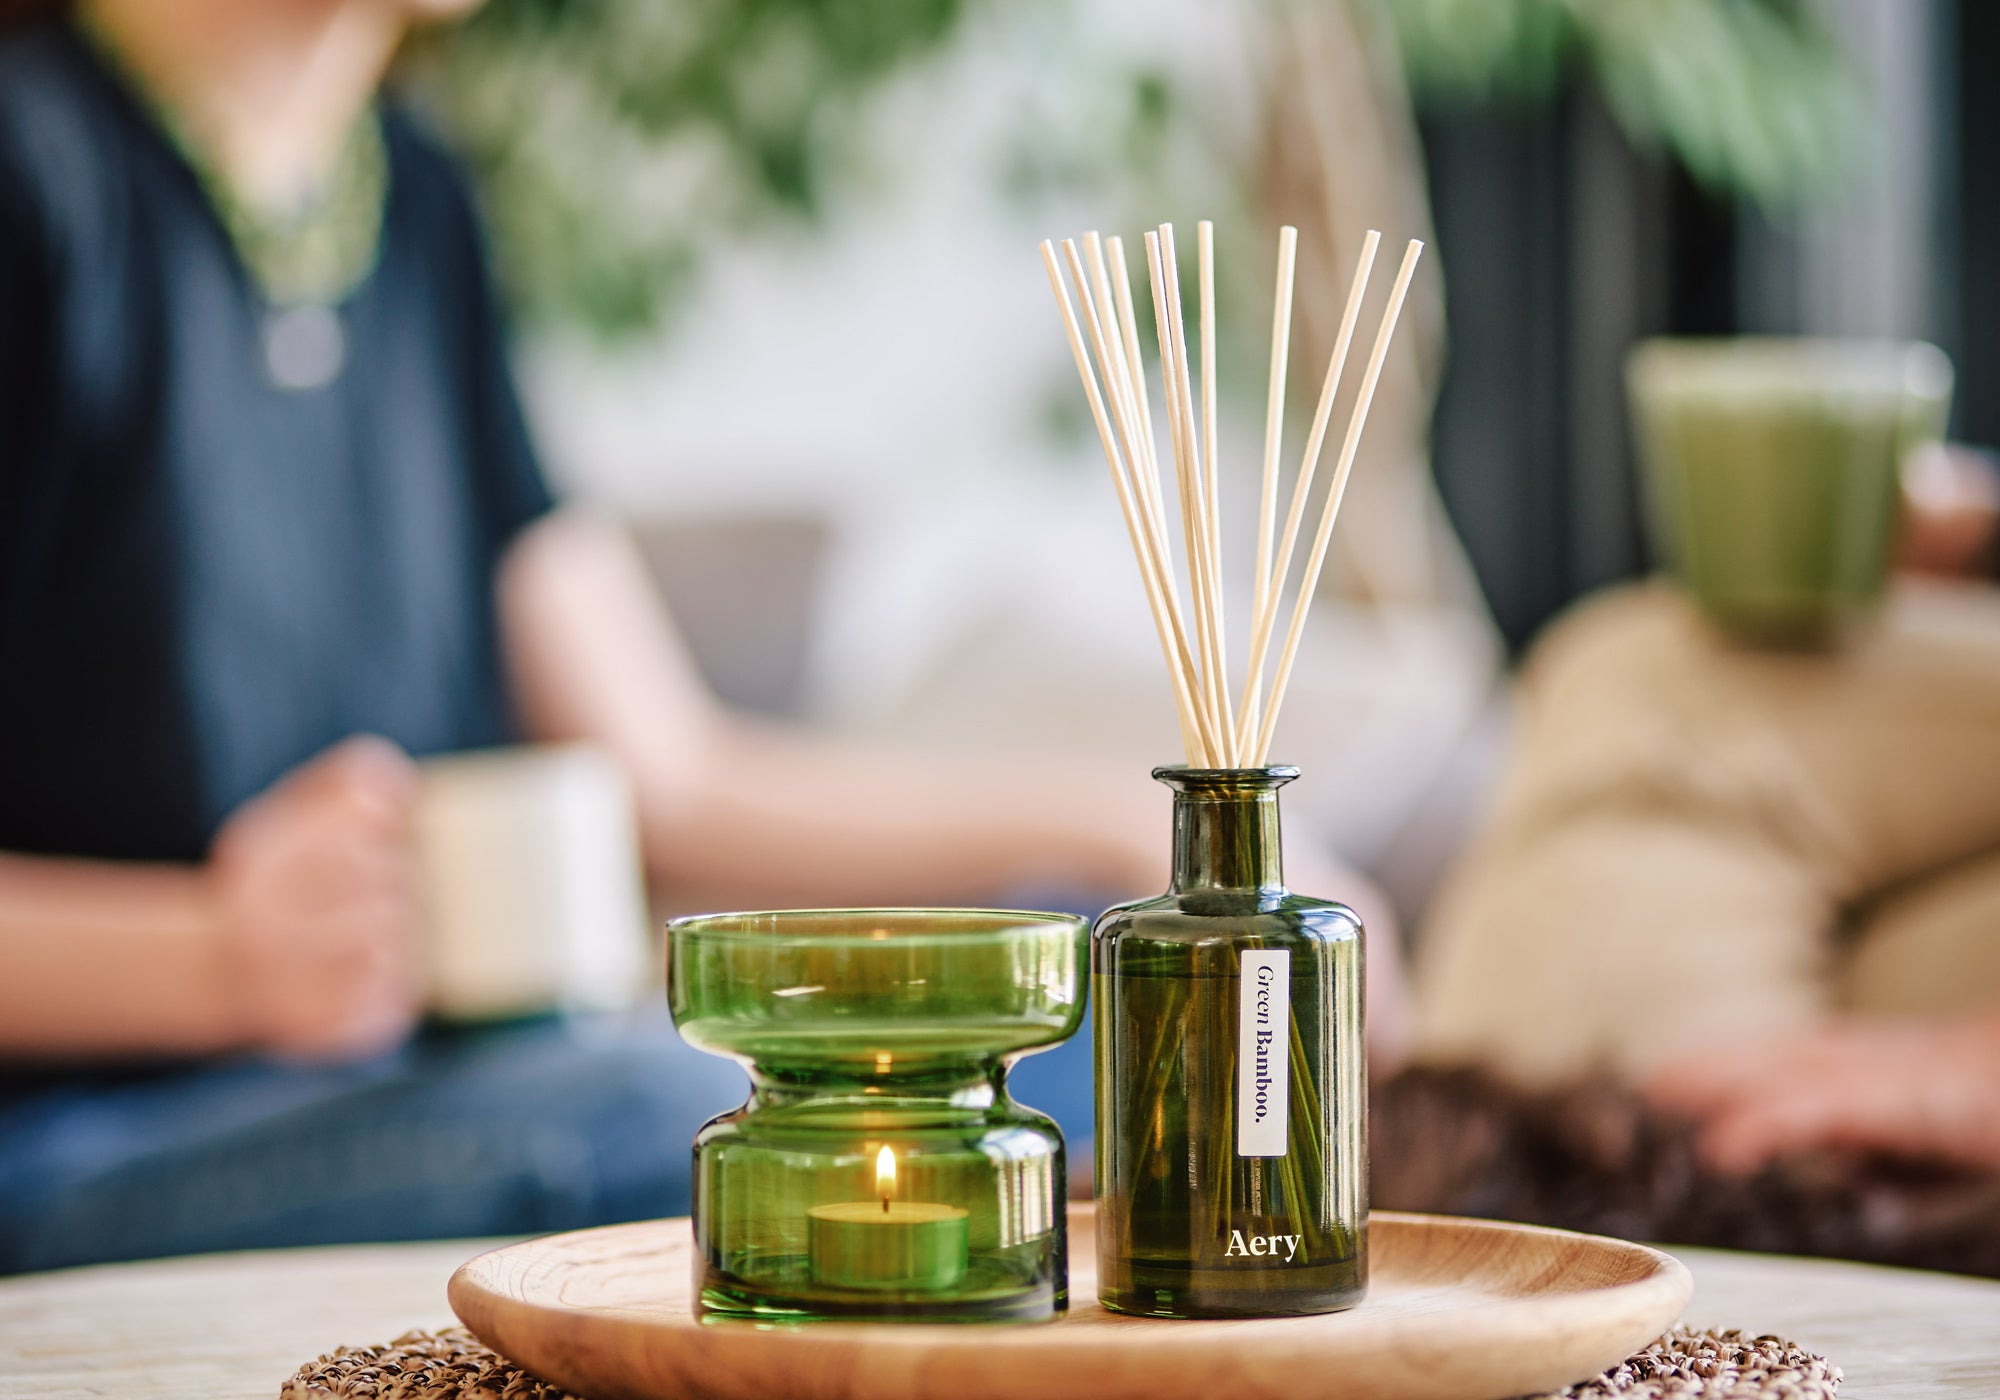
206;736;424;1060
1645;1012;2000;1174
1899;443;1999;578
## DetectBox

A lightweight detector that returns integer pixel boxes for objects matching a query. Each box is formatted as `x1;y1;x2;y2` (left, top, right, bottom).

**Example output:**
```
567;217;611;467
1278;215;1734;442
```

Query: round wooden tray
449;1205;1691;1400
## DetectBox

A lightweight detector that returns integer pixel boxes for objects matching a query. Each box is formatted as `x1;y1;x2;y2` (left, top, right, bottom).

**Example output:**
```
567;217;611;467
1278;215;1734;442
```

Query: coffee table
2;1234;1997;1398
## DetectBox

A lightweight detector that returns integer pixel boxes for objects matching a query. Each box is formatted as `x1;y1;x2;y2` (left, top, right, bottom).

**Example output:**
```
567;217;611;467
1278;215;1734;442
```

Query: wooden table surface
3;1233;1998;1399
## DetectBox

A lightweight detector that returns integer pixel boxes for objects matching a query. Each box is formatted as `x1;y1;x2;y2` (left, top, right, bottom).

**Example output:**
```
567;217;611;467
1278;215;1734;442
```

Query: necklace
74;12;389;389
188;113;388;313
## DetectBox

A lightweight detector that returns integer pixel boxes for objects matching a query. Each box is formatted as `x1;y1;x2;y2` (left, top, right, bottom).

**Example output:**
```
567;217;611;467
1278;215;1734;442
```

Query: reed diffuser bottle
1039;218;1421;1316
1094;766;1365;1317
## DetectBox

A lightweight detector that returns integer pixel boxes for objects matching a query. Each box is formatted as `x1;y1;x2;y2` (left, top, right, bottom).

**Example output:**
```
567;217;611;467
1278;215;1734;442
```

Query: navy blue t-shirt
0;26;555;862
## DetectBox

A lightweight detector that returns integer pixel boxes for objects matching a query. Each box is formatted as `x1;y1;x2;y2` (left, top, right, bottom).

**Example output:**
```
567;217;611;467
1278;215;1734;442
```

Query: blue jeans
0;1010;1097;1275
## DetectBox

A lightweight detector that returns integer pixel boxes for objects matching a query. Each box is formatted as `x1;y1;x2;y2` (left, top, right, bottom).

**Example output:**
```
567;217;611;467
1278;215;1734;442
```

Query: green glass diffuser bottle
1039;216;1419;1317
667;908;1086;1322
1094;766;1367;1318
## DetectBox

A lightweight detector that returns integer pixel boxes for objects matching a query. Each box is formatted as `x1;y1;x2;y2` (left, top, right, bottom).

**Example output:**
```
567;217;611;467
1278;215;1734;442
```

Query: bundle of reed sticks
1040;221;1422;768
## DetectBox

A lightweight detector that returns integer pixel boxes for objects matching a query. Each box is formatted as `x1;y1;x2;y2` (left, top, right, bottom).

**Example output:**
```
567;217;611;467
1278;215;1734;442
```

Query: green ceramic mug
1626;337;1953;643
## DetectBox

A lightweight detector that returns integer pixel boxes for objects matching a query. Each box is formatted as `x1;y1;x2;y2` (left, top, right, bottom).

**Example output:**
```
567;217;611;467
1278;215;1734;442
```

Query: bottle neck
1165;771;1292;894
748;1061;1005;1107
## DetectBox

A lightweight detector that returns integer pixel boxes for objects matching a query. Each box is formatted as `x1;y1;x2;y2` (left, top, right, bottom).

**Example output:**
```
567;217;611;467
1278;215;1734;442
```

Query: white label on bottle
1237;948;1291;1156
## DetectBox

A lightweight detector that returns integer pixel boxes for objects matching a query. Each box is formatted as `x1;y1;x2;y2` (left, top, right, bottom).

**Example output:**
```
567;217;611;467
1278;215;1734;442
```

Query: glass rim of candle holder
670;904;1088;943
668;907;1086;1323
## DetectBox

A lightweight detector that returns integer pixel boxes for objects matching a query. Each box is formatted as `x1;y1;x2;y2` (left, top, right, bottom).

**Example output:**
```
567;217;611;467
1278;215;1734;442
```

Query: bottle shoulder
1092;891;1361;947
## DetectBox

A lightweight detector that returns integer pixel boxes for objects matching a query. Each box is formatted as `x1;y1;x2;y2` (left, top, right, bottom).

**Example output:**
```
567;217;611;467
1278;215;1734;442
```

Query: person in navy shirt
0;0;1333;1271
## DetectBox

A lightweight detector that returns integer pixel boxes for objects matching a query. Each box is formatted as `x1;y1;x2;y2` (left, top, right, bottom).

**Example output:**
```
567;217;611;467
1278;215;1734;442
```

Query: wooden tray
450;1205;1691;1400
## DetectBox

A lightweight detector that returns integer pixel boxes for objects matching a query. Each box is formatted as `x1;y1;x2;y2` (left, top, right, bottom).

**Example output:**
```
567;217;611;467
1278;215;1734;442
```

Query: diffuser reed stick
1251;237;1426;763
1040;242;1213;761
1246;226;1298;738
1040;221;1422;767
1235;229;1379;760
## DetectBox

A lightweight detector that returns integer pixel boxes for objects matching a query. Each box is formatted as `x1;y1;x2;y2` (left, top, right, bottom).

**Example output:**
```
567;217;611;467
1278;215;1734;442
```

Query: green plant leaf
1368;0;1865;205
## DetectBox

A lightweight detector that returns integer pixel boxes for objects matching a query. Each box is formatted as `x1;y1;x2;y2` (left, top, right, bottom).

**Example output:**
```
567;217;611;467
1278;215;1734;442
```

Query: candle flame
876;1145;897;1207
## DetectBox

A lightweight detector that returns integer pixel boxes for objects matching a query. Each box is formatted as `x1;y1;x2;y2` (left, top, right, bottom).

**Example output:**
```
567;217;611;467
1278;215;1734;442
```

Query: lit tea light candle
807;1146;969;1291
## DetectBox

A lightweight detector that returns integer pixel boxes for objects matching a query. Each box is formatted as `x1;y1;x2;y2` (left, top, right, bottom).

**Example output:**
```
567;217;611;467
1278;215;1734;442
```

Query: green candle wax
808;1201;970;1291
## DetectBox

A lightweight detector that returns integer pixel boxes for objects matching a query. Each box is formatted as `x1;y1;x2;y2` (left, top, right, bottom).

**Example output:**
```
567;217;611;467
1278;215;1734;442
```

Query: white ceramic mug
413;744;650;1021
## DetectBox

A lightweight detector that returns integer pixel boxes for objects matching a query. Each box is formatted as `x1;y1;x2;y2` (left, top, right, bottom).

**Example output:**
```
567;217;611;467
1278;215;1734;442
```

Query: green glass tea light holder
1094;766;1368;1319
666;908;1087;1322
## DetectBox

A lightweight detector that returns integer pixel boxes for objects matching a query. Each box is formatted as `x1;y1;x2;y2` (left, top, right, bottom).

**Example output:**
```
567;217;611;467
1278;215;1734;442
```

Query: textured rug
1371;1066;2000;1277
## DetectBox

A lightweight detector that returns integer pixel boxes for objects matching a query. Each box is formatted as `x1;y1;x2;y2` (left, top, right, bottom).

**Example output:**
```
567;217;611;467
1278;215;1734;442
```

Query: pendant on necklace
263;304;346;392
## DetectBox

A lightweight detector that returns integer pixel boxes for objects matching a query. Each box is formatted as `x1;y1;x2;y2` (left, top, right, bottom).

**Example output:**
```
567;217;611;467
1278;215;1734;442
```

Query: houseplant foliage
415;0;1864;338
1363;0;1862;204
410;0;972;335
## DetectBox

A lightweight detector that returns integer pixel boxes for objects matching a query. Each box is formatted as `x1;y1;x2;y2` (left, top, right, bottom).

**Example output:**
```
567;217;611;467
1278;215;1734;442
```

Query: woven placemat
279;1324;1839;1399
1528;1328;1841;1399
